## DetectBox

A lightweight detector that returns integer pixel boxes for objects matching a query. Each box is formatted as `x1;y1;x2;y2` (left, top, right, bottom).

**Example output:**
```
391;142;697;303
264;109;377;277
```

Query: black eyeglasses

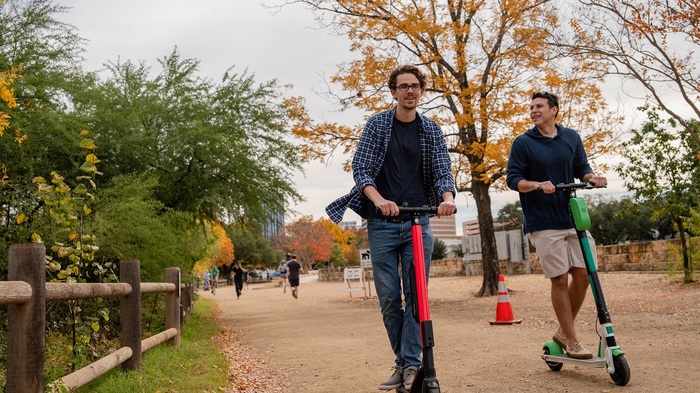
396;83;422;92
532;91;559;107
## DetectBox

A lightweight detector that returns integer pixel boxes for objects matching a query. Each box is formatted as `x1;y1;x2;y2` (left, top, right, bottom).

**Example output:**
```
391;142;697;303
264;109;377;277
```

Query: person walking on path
506;91;607;360
325;64;456;391
285;255;304;299
278;259;289;294
203;271;211;291
209;265;220;295
231;261;247;299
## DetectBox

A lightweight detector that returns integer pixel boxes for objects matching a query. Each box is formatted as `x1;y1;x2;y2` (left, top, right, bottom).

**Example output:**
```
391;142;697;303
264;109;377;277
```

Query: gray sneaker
403;366;418;390
378;365;403;390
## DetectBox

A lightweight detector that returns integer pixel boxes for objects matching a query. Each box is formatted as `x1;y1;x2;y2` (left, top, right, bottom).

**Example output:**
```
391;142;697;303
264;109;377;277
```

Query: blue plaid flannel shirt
325;107;455;223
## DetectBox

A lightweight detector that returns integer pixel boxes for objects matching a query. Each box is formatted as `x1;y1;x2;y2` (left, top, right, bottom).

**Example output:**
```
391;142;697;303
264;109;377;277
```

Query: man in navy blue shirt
326;65;455;391
506;91;607;360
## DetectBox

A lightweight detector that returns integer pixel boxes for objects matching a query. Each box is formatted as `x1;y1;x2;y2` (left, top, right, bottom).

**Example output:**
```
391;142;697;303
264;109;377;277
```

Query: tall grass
75;299;229;392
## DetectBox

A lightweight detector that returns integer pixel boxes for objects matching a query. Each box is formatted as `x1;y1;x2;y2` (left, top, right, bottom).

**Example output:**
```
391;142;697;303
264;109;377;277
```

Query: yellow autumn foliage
289;0;620;196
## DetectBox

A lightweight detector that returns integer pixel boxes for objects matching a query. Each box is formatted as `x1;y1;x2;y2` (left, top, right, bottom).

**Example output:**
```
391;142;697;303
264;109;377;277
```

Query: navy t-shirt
368;116;427;220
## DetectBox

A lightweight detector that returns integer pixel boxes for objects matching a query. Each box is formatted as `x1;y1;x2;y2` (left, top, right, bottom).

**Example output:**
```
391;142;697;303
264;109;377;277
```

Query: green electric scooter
540;182;631;386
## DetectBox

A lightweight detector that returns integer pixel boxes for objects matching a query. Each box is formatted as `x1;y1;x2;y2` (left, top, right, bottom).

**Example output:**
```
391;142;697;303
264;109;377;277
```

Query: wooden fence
1;243;196;392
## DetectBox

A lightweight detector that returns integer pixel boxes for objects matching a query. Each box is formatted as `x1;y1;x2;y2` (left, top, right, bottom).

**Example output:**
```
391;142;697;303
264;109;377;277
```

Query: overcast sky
57;0;634;234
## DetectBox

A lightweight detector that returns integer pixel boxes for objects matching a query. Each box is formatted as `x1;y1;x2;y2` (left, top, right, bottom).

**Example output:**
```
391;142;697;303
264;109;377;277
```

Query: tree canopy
567;0;700;145
616;108;700;282
0;0;310;281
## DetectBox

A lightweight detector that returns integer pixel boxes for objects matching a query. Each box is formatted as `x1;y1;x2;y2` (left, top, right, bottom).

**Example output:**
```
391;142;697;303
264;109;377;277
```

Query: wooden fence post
165;267;181;347
120;259;142;371
7;243;46;393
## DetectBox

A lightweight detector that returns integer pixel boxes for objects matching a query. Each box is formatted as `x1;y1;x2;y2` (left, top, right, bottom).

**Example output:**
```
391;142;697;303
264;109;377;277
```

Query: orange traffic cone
489;274;523;325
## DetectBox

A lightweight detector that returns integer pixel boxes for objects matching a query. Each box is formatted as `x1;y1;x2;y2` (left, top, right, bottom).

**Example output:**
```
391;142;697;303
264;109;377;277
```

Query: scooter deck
542;354;607;368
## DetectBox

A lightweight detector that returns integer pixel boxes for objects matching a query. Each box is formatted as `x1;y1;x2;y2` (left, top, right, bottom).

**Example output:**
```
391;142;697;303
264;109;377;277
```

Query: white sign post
359;249;372;297
360;248;372;269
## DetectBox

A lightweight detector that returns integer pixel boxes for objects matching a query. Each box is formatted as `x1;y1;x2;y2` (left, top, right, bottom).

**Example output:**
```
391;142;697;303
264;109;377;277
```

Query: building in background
430;215;461;258
340;221;359;231
461;218;531;275
461;218;507;236
262;209;285;239
430;214;457;240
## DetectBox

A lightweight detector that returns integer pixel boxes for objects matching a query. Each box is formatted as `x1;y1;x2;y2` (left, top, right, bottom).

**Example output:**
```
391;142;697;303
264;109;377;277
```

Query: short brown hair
388;65;427;90
531;91;559;110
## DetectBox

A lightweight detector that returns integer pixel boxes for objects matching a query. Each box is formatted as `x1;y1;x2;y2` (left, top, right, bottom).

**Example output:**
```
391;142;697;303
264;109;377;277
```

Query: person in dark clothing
231;261;247;299
285;255;303;299
506;91;607;360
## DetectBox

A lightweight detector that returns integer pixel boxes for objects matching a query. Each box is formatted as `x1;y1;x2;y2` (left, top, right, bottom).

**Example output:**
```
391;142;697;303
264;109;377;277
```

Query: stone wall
468;238;685;276
319;238;688;281
596;239;682;272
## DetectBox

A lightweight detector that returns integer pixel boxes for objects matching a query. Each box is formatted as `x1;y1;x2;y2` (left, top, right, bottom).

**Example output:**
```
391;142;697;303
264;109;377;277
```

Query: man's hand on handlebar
373;198;399;216
587;175;608;187
437;199;457;217
536;180;556;194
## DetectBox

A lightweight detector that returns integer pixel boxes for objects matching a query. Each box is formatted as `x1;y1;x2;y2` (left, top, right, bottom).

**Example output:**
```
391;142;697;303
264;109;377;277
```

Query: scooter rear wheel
610;354;630;386
543;347;563;371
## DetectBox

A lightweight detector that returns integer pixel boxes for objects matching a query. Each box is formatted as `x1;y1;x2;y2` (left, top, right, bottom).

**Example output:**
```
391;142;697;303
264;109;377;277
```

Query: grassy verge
76;298;229;392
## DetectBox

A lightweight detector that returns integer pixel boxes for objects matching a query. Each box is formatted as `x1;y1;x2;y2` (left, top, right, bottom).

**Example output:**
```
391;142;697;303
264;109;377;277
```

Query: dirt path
200;273;699;392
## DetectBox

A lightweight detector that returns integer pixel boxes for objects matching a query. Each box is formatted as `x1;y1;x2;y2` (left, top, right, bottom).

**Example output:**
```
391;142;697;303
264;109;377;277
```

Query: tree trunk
472;182;499;297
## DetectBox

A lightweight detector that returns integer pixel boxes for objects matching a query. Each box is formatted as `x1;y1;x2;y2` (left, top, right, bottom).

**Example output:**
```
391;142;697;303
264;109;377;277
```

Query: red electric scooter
395;205;451;393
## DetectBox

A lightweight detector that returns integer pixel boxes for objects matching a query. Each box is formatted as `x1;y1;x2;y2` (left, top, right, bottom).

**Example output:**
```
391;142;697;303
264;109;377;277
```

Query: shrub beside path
201;273;699;392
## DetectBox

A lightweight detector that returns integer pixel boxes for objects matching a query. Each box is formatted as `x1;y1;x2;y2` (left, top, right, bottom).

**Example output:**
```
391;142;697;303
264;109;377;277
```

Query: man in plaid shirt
326;64;455;391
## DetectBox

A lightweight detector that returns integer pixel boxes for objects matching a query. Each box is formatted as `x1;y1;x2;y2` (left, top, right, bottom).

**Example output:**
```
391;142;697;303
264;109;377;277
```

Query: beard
400;96;418;110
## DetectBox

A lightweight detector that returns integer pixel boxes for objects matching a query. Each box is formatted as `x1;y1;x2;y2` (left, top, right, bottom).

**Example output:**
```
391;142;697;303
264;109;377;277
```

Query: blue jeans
367;216;434;368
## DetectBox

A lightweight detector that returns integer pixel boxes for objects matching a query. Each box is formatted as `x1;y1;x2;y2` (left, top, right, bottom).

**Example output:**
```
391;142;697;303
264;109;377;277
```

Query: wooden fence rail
1;243;196;392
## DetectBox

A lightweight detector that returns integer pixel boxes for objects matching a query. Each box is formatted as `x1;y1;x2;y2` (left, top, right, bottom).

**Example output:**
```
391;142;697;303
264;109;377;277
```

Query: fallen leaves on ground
215;324;291;392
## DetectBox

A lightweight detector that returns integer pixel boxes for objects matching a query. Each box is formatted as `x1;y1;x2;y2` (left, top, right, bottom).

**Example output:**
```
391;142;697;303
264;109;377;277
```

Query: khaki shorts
527;228;597;278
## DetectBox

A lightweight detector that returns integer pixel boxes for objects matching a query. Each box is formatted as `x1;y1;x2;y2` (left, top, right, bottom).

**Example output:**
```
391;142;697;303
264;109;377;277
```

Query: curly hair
388;64;427;90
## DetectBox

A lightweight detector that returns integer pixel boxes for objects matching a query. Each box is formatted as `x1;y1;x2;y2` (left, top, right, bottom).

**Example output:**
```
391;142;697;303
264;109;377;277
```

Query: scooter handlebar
554;182;607;192
397;205;457;214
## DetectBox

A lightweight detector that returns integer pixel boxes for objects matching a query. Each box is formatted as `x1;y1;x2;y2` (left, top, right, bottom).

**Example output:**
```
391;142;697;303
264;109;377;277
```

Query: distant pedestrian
203;271;211;291
285;255;304;299
278;259;288;293
209;265;220;295
232;261;247;299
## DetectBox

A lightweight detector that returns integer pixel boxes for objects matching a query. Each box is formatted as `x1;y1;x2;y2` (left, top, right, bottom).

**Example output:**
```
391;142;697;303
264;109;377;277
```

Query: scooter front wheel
610;354;630;386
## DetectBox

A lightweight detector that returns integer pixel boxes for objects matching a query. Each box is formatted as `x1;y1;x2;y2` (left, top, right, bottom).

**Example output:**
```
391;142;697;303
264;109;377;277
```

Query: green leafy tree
431;238;447;261
0;0;88;273
328;243;346;268
91;173;208;281
450;245;464;259
616;109;700;282
78;49;304;226
226;223;281;269
497;201;524;232
18;130;109;371
586;196;674;245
